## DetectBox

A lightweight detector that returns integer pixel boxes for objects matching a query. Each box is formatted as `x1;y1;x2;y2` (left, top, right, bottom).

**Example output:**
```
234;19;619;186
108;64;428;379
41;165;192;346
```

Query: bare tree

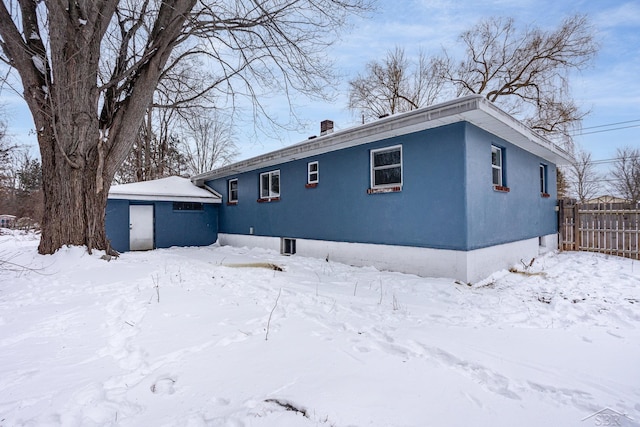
610;147;640;204
443;15;597;148
566;148;601;202
348;47;445;121
0;108;15;187
556;168;569;199
116;56;222;184
0;148;43;225
181;110;238;175
0;0;369;255
115;105;187;184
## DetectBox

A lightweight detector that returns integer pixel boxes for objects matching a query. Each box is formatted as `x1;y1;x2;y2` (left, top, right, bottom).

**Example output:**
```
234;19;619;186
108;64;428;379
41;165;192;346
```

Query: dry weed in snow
0;229;639;426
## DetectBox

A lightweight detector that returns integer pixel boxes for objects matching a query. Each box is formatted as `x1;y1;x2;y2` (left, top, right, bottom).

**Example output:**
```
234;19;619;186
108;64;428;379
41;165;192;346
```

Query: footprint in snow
150;377;176;395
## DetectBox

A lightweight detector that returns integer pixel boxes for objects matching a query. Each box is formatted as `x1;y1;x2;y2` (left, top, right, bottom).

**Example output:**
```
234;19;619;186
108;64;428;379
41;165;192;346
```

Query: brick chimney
320;120;334;136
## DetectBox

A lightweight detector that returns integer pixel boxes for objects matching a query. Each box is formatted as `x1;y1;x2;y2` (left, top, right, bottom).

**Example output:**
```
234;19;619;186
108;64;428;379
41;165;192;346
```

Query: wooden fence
558;199;640;260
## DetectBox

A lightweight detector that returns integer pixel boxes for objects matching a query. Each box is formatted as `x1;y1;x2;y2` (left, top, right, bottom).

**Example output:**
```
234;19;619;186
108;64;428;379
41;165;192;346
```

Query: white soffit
192;96;572;184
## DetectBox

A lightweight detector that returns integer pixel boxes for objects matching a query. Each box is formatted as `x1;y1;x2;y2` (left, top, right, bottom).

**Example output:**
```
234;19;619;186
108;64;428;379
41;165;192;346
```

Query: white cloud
594;1;640;28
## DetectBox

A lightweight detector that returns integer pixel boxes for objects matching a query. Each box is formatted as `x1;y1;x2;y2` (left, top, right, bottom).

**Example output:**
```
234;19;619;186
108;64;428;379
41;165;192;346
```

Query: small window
539;164;548;194
491;145;504;186
260;170;280;199
173;202;204;211
281;238;296;255
228;178;238;203
371;145;402;189
308;161;319;184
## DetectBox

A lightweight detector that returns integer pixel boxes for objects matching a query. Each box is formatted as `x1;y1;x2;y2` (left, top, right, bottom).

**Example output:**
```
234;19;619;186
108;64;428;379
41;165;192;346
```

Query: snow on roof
108;176;221;203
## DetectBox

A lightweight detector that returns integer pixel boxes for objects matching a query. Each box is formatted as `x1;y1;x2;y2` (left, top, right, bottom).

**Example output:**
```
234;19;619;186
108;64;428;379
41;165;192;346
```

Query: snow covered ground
1;230;639;427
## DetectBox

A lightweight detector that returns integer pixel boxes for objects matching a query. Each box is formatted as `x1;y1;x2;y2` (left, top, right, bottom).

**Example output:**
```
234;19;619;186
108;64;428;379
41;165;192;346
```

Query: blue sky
3;0;639;175
242;0;640;173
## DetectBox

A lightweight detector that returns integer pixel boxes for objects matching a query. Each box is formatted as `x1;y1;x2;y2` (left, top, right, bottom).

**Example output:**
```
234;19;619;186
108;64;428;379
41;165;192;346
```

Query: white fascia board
473;99;573;165
192;95;573;185
108;193;222;203
202;183;223;199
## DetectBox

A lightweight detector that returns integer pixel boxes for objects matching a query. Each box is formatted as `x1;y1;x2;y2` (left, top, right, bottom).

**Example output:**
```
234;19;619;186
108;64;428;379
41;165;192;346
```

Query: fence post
558;198;568;250
557;199;564;251
573;203;581;251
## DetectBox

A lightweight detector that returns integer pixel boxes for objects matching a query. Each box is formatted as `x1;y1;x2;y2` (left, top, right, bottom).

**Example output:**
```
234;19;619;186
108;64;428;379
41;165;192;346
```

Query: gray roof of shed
192;95;573;185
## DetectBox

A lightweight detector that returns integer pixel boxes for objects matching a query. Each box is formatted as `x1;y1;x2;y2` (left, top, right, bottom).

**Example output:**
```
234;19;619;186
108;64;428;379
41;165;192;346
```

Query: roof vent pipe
320;120;334;136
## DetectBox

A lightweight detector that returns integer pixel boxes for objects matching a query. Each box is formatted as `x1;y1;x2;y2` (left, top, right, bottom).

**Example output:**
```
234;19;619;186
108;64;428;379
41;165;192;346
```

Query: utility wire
580;119;640;131
568;118;640;137
574;124;640;136
558;155;640;167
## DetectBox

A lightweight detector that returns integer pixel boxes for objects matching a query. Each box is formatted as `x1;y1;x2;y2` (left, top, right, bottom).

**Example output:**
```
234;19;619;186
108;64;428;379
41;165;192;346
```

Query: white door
129;205;154;251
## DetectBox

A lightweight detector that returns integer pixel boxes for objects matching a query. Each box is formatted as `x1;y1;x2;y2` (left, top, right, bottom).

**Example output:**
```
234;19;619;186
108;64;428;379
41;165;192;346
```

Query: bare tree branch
610;147;640;204
566;147;601;202
348;47;445;121
445;14;597;148
0;0;371;254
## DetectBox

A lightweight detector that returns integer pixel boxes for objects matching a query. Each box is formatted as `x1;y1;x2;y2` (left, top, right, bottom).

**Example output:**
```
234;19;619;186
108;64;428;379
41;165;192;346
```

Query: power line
573;124;640;136
580;119;640;131
558;155;640;167
568;119;640;137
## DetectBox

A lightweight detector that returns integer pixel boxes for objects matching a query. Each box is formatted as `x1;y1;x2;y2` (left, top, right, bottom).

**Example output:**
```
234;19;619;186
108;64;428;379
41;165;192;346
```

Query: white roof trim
108;194;221;203
109;176;222;204
202;183;223;199
192;95;572;185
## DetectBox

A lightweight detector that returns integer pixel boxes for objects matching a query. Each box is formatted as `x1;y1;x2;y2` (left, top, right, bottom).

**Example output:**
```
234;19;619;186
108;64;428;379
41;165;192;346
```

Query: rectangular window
540;164;548;194
173;202;204;211
371;145;402;189
491;145;503;186
228;178;238;203
281;238;296;255
307;161;319;184
260;170;280;199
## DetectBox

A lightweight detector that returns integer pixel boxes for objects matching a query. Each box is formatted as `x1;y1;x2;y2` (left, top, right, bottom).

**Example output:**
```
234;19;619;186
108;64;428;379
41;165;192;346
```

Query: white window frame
228;178;238;203
260;170;280;199
281;238;296;255
491;145;503;186
370;145;403;189
540;164;547;194
307;161;319;184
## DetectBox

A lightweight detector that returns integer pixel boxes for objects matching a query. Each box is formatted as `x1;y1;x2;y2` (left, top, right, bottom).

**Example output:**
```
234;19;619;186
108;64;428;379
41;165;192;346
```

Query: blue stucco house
106;176;220;252
189;95;572;282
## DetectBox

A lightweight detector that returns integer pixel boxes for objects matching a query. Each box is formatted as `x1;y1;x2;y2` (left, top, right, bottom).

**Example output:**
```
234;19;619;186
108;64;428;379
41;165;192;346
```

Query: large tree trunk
27;1;193;255
1;0;363;256
37;128;112;255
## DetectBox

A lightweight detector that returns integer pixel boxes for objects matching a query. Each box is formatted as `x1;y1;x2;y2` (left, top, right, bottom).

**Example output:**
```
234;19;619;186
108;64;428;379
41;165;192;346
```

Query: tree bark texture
0;0;196;254
38;129;110;254
0;0;368;254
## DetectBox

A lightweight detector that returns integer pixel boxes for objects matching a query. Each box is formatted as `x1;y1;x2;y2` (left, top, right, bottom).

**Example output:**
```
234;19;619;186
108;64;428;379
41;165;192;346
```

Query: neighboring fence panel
558;199;640;260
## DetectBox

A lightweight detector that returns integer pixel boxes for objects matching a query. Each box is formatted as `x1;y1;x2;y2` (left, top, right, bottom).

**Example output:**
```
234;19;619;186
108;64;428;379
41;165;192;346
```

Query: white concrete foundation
217;233;558;283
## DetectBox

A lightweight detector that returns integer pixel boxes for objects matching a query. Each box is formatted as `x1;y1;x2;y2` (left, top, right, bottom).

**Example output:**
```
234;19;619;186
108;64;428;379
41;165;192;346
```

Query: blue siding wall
209;123;469;250
105;199;218;252
155;202;218;249
464;123;558;249
208;121;559;251
105;199;130;252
